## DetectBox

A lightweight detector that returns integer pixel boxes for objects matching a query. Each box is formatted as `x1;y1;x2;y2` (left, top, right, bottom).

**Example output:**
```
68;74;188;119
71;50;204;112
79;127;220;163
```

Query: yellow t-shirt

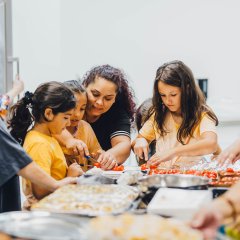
63;120;102;171
139;111;217;168
22;130;67;207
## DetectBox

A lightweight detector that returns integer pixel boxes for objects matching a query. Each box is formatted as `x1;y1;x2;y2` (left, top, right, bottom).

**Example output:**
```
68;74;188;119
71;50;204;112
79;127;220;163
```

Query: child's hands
133;138;149;160
148;149;175;166
66;139;90;158
67;162;84;177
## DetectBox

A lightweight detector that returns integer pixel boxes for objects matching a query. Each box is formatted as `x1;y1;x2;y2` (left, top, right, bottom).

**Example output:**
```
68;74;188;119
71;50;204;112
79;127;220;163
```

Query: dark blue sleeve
109;108;131;139
0;119;32;187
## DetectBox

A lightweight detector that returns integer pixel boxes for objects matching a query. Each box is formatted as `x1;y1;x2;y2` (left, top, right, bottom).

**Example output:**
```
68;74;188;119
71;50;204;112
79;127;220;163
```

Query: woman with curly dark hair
60;65;136;169
132;60;219;168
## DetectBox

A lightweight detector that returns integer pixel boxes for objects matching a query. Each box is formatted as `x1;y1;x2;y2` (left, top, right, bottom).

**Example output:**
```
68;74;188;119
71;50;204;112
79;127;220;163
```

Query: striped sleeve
109;109;131;140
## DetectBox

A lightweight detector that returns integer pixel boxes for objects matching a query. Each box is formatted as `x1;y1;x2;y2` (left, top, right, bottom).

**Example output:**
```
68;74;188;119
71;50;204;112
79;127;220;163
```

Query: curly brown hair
149;60;218;145
82;64;136;121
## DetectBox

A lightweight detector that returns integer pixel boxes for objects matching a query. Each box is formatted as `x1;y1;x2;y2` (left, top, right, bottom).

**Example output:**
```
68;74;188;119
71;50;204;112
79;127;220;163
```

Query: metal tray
138;174;209;189
0;211;89;240
31;184;140;217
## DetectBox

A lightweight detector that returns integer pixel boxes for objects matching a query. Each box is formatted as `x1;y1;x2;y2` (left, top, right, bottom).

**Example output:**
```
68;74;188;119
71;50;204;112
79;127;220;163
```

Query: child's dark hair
8;81;76;145
63;80;86;95
150;60;218;144
82;64;136;122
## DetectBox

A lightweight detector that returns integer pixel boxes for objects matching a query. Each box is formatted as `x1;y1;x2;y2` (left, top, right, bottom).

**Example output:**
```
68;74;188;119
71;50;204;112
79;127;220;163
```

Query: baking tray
31;184;140;217
0;211;89;240
138;174;209;189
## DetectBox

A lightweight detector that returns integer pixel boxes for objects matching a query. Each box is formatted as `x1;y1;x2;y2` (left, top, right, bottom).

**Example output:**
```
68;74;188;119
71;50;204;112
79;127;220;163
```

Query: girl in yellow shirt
8;81;83;207
132;60;219;168
62;80;102;171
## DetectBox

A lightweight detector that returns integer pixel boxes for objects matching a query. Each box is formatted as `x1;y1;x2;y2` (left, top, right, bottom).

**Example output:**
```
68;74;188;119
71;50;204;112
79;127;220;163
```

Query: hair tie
23;91;34;106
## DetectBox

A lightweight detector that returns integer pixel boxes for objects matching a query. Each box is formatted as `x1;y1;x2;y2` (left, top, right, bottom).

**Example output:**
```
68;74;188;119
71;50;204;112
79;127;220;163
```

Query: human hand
65;138;90;158
97;151;118;170
13;75;24;94
191;204;223;240
133;137;149;160
91;149;105;160
217;139;240;167
67;162;84;177
57;176;78;188
148;149;175;166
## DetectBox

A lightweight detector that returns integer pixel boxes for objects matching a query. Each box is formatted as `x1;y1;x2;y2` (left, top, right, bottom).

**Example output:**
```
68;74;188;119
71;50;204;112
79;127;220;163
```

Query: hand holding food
148;149;175;166
97;151;118;170
65;138;90;158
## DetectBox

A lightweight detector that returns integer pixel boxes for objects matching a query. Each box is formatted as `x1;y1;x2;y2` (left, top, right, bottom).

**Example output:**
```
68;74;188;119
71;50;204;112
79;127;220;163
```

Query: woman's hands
67;162;84;177
217;139;240;167
97;151;118;170
132;137;149;160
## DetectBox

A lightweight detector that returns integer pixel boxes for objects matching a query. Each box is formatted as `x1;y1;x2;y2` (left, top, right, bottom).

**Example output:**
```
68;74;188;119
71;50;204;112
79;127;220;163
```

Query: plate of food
84;213;203;240
31;184;140;217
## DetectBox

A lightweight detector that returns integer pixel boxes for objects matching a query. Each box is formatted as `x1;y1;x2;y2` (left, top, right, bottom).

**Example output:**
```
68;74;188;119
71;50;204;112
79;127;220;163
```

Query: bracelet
221;196;237;222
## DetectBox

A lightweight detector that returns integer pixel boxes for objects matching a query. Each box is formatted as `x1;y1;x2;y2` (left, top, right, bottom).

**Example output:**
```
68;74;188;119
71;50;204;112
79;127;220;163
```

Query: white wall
12;0;240;120
12;0;61;90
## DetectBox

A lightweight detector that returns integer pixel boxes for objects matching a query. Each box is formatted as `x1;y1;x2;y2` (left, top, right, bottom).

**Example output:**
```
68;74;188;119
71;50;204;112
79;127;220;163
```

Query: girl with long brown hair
132;60;219;168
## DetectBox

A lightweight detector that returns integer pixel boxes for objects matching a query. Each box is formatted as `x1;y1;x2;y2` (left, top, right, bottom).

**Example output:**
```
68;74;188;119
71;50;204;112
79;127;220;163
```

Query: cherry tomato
117;165;124;171
94;162;101;168
112;165;124;171
226;168;234;173
153;169;160;174
150;165;157;170
141;163;148;171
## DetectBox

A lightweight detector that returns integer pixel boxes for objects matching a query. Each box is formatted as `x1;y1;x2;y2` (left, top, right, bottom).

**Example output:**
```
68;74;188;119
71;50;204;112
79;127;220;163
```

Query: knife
85;155;99;165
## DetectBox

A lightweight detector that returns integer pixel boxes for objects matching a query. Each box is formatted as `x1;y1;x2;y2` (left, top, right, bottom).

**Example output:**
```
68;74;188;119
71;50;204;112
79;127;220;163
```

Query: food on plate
113;165;124;171
94;162;101;168
140;163;240;188
117;171;143;185
85;213;203;240
94;162;124;171
31;184;139;216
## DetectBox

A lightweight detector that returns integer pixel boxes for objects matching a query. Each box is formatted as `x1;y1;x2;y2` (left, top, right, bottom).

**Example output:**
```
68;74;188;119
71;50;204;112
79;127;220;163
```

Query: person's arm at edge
217;138;240;166
6;76;24;102
191;180;240;239
18;162;76;194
